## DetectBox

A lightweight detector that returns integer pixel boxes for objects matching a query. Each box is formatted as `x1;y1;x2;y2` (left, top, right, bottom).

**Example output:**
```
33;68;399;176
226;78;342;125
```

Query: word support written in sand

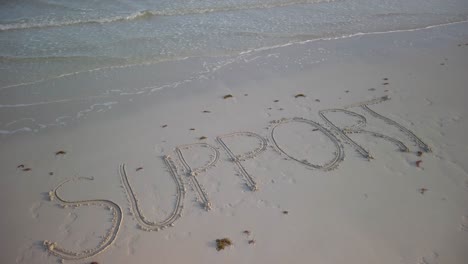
44;96;431;261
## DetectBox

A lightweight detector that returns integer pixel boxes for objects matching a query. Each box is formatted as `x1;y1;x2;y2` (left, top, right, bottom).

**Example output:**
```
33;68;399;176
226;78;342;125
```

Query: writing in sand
43;96;431;261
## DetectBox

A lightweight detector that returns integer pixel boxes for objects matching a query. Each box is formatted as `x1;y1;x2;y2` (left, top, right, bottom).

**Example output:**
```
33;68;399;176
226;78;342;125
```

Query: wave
0;10;153;31
0;55;128;63
0;0;338;31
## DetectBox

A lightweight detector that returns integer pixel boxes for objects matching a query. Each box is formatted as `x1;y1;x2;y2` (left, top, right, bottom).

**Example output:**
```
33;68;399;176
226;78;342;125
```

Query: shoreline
1;19;467;103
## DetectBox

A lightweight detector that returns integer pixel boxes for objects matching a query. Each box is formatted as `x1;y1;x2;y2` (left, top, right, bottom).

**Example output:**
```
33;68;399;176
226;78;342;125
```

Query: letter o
270;117;344;171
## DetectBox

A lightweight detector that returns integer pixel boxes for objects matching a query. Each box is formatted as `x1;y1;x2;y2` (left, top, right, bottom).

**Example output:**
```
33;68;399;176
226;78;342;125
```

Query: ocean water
1;0;468;135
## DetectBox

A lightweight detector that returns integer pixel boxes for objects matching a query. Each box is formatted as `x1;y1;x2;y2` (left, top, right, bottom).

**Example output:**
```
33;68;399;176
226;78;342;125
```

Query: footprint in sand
58;212;78;236
126;234;140;256
419;251;439;264
15;242;36;264
29;201;42;220
460;215;468;232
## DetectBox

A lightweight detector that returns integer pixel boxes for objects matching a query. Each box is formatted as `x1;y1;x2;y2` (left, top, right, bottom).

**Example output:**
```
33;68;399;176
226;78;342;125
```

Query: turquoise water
1;0;468;135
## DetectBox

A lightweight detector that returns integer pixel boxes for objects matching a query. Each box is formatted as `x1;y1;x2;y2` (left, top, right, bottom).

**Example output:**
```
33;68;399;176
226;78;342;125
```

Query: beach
1;2;468;263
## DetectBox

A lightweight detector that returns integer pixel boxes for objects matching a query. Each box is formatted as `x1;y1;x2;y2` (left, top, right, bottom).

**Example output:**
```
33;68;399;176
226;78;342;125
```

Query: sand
1;22;468;264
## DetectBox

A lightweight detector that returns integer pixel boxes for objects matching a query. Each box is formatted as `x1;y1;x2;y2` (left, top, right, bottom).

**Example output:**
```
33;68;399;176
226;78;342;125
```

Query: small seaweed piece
282;210;288;215
295;94;306;98
274;100;279;102
244;94;248;96
279;108;284;111
243;230;251;235
368;88;376;91
90;262;99;264
248;240;256;245
312;128;319;132
417;151;423;157
416;160;422;167
223;94;233;99
202;110;211;113
136;167;143;172
419;188;428;194
49;172;54;176
345;90;349;93
315;99;320;102
23;168;31;171
17;164;25;169
382;82;389;85
216;238;232;251
383;78;388;81
190;128;195;131
199;136;207;140
162;124;168;128
440;63;445;66
55;150;66;156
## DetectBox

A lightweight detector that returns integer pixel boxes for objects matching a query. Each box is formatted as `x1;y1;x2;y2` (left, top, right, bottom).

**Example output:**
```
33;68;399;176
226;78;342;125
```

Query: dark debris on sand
416;160;422;167
216;238;232;251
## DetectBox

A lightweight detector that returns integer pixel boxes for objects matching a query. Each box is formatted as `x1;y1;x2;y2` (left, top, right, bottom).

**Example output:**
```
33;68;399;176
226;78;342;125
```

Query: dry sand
1;22;468;264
